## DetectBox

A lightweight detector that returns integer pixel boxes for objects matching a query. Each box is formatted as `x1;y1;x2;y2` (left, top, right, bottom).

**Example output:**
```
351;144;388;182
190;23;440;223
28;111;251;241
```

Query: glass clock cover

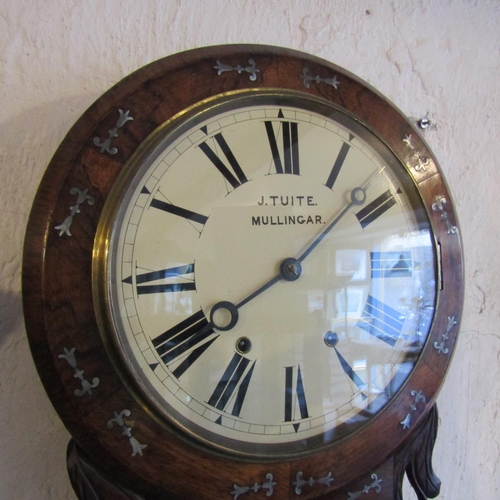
96;91;436;458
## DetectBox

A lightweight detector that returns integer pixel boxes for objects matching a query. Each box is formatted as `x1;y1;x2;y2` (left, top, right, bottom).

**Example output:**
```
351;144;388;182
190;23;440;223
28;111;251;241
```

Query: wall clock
23;45;463;500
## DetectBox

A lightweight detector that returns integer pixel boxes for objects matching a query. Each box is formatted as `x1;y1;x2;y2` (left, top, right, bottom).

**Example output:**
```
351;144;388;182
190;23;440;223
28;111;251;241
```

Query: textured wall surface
1;1;499;499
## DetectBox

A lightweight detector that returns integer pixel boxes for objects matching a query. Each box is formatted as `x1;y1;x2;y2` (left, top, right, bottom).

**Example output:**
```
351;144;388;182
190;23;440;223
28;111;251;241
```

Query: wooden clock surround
22;45;463;500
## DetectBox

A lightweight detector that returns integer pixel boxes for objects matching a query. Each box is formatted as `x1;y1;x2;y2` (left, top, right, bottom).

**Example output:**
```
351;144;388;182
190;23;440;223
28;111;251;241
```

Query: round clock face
97;91;436;458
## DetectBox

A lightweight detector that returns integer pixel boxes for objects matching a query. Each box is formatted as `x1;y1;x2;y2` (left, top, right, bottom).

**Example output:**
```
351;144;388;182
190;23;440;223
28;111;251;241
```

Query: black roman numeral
355;189;399;229
207;353;255;417
152;311;218;378
370;252;412;278
199;132;248;189
356;295;405;346
325;134;354;189
123;263;196;294
265;111;300;175
150;198;208;225
284;365;309;432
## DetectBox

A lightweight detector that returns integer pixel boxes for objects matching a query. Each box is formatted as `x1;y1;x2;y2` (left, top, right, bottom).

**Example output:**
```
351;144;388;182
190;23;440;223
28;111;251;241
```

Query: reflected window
335;249;367;281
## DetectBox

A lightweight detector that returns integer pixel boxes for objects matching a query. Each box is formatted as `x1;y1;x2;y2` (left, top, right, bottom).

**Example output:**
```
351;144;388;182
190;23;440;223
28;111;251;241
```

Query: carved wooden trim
67;439;146;500
394;404;441;500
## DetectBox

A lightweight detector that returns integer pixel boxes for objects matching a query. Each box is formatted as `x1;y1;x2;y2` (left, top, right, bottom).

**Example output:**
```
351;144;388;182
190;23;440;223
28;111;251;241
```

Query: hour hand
209;257;303;331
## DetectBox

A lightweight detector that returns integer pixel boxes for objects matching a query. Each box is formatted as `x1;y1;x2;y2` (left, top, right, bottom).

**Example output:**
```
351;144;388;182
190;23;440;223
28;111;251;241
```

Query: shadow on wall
0;289;24;348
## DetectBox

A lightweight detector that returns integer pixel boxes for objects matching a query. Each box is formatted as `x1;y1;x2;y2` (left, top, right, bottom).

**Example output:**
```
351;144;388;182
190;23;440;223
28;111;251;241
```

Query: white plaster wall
1;1;499;498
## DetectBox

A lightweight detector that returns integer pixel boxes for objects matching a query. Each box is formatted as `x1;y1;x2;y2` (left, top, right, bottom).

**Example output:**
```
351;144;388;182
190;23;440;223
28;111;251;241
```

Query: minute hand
297;186;367;263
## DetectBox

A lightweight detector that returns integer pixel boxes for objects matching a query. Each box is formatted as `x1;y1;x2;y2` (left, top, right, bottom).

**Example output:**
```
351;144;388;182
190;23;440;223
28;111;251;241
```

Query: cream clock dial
97;91;436;457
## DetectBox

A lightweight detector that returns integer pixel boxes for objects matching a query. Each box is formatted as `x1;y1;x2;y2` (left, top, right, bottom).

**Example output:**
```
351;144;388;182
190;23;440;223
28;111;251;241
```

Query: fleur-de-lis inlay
347;474;382;499
93;109;133;155
58;347;100;397
293;471;334;495
434;315;458;354
214;59;260;81
301;67;340;89
403;133;430;172
400;390;427;430
231;473;276;499
107;410;147;457
432;195;457;235
54;188;95;237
